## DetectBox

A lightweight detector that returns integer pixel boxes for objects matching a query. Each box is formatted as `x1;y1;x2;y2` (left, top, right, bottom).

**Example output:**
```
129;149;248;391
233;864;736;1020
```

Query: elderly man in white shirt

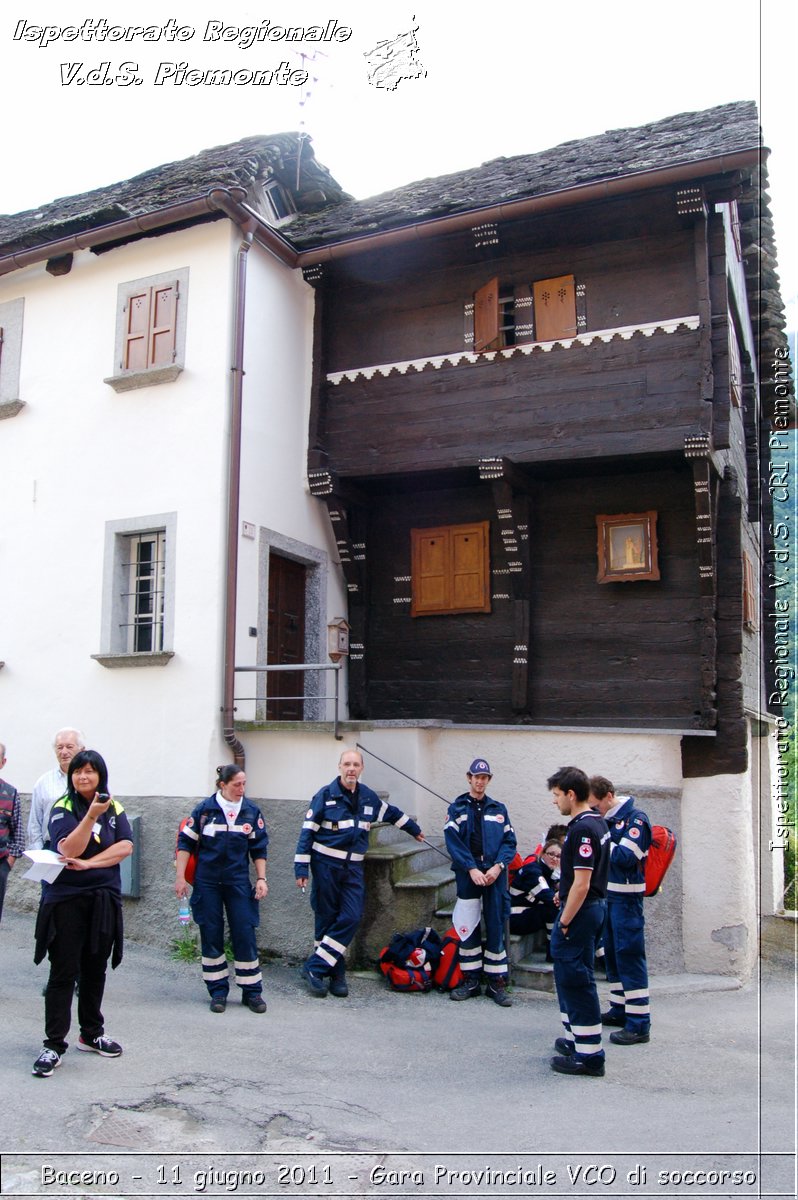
27;728;85;850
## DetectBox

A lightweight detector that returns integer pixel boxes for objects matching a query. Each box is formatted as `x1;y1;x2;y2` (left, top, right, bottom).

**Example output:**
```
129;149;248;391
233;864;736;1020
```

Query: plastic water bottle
178;897;191;926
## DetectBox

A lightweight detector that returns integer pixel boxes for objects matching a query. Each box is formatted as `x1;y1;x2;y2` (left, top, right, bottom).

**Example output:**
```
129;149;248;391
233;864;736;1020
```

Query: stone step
511;957;557;993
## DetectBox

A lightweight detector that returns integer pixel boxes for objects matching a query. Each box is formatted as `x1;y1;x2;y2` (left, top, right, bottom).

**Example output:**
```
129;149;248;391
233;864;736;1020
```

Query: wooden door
267;553;306;720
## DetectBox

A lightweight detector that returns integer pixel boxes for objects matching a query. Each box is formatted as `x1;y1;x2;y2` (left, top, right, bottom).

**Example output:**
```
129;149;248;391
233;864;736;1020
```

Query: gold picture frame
596;511;660;583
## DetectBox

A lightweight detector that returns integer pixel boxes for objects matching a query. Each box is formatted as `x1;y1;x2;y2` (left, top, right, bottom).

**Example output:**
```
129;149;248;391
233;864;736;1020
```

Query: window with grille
93;513;176;666
124;531;166;652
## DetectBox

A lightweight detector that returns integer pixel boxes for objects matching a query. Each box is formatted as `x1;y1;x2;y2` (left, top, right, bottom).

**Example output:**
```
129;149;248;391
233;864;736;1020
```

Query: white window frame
93;513;176;667
104;268;189;393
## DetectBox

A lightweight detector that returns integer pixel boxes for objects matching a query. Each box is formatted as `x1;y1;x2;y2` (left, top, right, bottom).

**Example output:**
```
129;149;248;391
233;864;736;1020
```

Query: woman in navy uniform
176;765;269;1013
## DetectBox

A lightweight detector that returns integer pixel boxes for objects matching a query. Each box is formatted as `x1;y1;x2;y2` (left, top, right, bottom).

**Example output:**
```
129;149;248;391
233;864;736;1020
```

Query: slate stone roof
285;100;762;249
0;132;350;256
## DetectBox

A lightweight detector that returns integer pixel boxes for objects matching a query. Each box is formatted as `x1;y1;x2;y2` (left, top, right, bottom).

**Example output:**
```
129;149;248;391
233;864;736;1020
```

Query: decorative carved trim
472;221;499;249
675;186;707;217
328;315;701;385
302;264;324;285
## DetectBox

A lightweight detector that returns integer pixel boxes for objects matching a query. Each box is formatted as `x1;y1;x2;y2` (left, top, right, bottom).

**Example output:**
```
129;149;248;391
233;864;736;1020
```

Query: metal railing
234;662;343;739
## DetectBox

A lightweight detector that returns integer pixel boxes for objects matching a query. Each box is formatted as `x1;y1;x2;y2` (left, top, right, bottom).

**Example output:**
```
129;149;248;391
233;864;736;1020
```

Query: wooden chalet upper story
283;101;790;492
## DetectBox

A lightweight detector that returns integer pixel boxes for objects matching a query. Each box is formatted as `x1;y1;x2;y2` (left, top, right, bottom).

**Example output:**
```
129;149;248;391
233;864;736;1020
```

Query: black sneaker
554;1037;575;1056
600;1010;625;1027
551;1054;605;1077
32;1048;62;1077
209;996;227;1013
77;1035;122;1057
450;978;481;1001
300;964;329;997
244;994;267;1014
485;981;512;1007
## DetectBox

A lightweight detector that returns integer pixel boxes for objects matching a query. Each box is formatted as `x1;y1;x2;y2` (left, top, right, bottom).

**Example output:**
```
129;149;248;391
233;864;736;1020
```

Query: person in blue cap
444;758;517;1006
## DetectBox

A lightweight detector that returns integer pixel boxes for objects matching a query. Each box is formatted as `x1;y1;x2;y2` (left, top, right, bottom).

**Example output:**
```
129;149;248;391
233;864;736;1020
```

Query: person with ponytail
176;764;269;1014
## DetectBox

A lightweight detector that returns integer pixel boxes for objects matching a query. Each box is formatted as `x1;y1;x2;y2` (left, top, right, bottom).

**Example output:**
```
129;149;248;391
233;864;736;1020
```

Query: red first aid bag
645;825;677;896
431;926;464;991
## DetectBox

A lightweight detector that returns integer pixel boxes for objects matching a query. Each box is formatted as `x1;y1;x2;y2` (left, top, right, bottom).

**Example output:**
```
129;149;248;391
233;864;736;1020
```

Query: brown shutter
411;522;491;616
533;274;577;341
123;288;152;369
473;277;500;352
412;530;449;615
452;523;490;611
150;281;178;366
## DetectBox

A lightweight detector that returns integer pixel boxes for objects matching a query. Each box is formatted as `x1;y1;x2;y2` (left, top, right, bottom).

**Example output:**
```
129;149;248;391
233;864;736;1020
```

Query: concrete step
511;956;557;993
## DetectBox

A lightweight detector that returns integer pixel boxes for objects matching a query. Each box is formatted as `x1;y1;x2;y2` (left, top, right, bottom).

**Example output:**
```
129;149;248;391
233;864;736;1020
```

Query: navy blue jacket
605;796;651;899
295;778;420;877
178;795;268;882
444;793;517;880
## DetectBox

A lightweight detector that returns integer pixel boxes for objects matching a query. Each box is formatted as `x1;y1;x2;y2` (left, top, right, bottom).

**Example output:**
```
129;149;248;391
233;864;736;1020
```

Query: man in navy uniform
295;748;424;998
444;758;517;1007
548;765;610;1076
589;775;652;1045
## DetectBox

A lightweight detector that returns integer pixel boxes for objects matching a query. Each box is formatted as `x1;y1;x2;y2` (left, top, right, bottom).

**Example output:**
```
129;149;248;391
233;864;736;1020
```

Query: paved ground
0;908;794;1197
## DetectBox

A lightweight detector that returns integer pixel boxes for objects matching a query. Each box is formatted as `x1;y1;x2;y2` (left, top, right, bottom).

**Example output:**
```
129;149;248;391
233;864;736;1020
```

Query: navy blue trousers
455;866;510;979
304;858;365;978
551;900;606;1062
191;876;262;998
603;897;650;1032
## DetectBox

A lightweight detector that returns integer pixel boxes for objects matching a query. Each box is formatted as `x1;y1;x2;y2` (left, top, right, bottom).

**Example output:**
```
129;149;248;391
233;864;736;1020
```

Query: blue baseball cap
468;758;492;776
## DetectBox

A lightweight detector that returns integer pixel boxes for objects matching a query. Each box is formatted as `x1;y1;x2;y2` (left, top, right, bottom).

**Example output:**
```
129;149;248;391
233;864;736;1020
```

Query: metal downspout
221;224;255;768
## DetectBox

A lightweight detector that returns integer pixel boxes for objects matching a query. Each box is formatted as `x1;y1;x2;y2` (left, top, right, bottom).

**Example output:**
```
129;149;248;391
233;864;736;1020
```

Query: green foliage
170;925;199;962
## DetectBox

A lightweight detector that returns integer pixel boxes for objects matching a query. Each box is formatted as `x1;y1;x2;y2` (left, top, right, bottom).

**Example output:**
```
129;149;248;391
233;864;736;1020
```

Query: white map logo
364;20;427;91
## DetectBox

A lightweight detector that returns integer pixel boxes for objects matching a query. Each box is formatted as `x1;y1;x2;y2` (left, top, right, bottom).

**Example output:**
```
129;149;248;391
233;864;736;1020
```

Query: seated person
509;839;562;958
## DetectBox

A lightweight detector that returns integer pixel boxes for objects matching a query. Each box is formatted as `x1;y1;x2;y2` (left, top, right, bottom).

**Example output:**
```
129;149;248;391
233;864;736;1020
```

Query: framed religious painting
596;511;660;583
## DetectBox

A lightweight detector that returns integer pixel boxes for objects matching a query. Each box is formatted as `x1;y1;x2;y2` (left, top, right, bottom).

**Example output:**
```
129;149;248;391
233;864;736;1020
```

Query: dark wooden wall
363;463;703;727
324;226;697;375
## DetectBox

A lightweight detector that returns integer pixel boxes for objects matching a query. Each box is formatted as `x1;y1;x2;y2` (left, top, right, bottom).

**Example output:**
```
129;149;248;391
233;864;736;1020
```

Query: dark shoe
551;1054;605;1077
328;976;349;998
601;1010;626;1027
450;978;481;1001
554;1037;575;1056
609;1028;650;1045
32;1047;62;1077
485;981;512;1007
244;994;267;1014
77;1035;122;1057
300;964;329;997
209;996;227;1013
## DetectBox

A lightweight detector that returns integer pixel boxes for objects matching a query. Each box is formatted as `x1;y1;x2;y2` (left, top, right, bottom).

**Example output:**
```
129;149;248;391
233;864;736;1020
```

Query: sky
2;0;797;327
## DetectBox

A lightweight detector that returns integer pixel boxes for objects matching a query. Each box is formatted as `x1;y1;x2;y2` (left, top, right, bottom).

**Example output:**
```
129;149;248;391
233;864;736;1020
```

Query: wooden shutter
452;524;490;610
150;282;178;366
473;277;500;352
123;287;152;370
533;274;577;341
411;522;491;616
412;530;449;614
123;281;178;370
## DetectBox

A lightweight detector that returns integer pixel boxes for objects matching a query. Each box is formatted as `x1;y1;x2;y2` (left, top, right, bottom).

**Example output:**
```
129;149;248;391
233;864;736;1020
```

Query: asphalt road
0;909;794;1198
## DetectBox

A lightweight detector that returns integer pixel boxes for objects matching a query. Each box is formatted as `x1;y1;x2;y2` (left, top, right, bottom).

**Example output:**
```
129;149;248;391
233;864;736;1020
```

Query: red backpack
378;928;441;992
507;846;542;890
645;825;677;896
431;927;464;991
